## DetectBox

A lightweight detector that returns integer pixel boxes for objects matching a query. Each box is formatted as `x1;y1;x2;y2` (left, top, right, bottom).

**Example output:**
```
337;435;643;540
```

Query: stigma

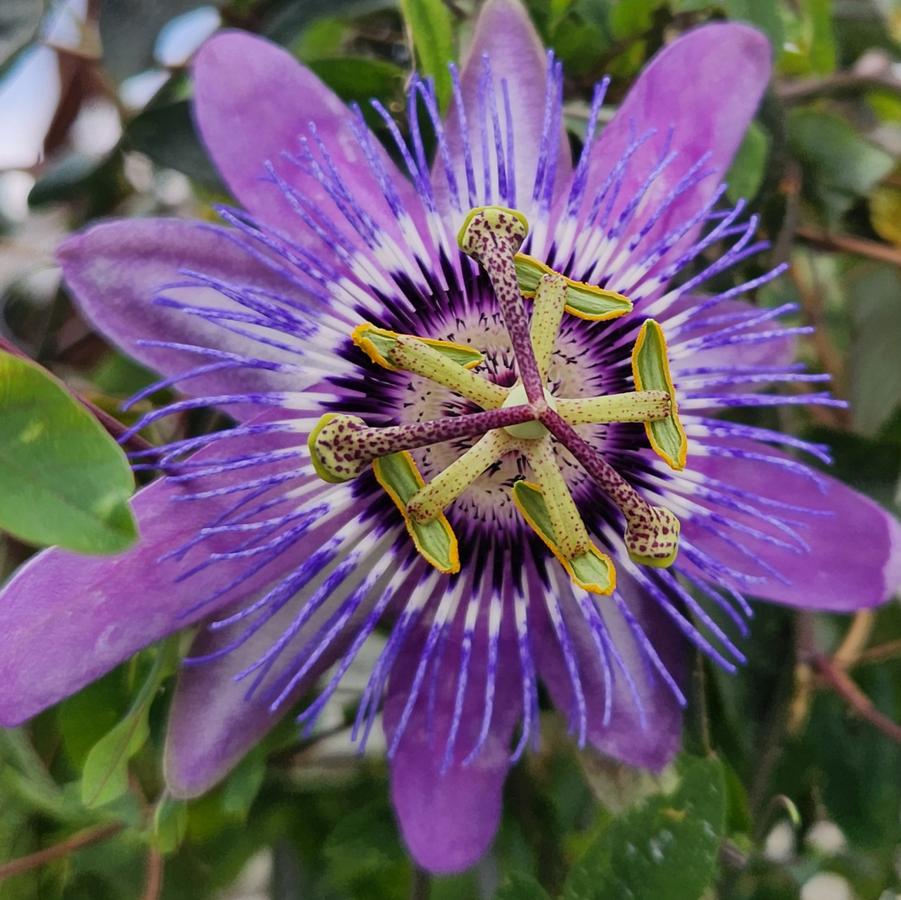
309;206;688;593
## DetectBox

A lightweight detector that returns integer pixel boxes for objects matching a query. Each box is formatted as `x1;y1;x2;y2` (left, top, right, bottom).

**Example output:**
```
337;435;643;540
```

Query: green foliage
80;642;175;808
787;109;894;225
399;0;455;111
848;266;901;437
562;756;727;900
726;122;770;204
0;352;138;554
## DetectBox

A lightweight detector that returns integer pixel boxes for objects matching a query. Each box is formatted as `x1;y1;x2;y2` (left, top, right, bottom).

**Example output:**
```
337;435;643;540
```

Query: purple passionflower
2;0;900;873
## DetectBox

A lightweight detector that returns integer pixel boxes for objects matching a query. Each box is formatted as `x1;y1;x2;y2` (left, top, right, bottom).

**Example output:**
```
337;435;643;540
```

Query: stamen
407;430;514;523
522;437;590;559
529;273;567;380
557;390;670;425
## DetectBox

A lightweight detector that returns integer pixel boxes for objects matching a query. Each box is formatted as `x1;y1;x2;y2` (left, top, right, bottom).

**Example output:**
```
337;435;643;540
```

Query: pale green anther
390;336;508;410
512;481;615;595
362;328;484;369
631;319;688;471
557;390;671;426
373;452;460;574
522;437;591;560
514;254;633;321
457;205;529;253
530;273;567;380
407;430;514;524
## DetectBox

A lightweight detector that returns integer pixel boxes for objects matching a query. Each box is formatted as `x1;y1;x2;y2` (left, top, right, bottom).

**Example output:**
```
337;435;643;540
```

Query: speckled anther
309;205;686;581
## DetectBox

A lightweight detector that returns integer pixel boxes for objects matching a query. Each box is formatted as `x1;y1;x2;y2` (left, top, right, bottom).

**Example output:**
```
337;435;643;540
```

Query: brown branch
141;848;164;900
796;226;901;269
855;638;901;667
0;823;124;882
777;71;901;103
813;654;901;745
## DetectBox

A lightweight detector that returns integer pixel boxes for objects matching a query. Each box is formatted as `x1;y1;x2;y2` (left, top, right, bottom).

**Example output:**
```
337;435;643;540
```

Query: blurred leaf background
1;0;900;898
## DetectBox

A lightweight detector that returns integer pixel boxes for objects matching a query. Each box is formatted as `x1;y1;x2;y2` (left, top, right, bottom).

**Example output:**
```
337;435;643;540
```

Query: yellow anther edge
514;253;633;322
372;451;461;575
351;323;484;371
308;413;352;484
511;480;616;596
631;319;688;471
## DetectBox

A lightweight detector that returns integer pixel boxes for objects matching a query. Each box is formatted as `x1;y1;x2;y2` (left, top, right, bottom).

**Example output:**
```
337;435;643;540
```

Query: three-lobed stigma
309;206;688;593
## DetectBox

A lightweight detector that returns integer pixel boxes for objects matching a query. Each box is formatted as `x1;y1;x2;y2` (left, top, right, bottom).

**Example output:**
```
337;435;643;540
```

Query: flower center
309;206;688;594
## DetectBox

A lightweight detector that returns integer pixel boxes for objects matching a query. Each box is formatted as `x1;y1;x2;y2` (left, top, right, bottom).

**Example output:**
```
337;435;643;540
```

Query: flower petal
165;562;360;797
193;31;421;248
58;218;341;417
561;23;771;279
384;593;522;874
531;567;684;771
0;425;351;726
435;0;571;215
682;443;901;610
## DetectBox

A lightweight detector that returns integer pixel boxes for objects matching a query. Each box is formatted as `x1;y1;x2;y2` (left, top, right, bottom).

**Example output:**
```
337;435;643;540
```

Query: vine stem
0;823;124;882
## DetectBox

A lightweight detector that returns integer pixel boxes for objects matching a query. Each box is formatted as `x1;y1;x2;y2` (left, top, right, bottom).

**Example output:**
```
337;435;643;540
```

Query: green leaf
220;748;267;819
80;706;151;809
400;0;455;112
495;873;553;900
787;109;894;225
127;100;226;191
608;0;663;40
0;0;41;68
563;756;727;900
153;795;188;854
723;0;784;48
726;122;769;204
848;265;901;436
0;352;138;554
81;642;176;808
801;0;837;74
870;182;901;247
310;57;405;106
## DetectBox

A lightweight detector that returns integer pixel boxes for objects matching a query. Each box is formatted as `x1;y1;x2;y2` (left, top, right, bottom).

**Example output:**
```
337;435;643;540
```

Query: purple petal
0;426;346;726
683;443;901;610
566;24;771;275
531;568;684;771
164;577;358;797
436;0;571;214
193;31;422;247
58;218;322;418
384;598;522;874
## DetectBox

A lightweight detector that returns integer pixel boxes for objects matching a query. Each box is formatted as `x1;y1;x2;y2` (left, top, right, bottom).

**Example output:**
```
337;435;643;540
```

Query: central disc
501;384;556;439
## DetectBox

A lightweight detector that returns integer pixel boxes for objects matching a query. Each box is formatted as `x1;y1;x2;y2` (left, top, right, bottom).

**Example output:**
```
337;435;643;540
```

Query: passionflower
1;0;899;874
